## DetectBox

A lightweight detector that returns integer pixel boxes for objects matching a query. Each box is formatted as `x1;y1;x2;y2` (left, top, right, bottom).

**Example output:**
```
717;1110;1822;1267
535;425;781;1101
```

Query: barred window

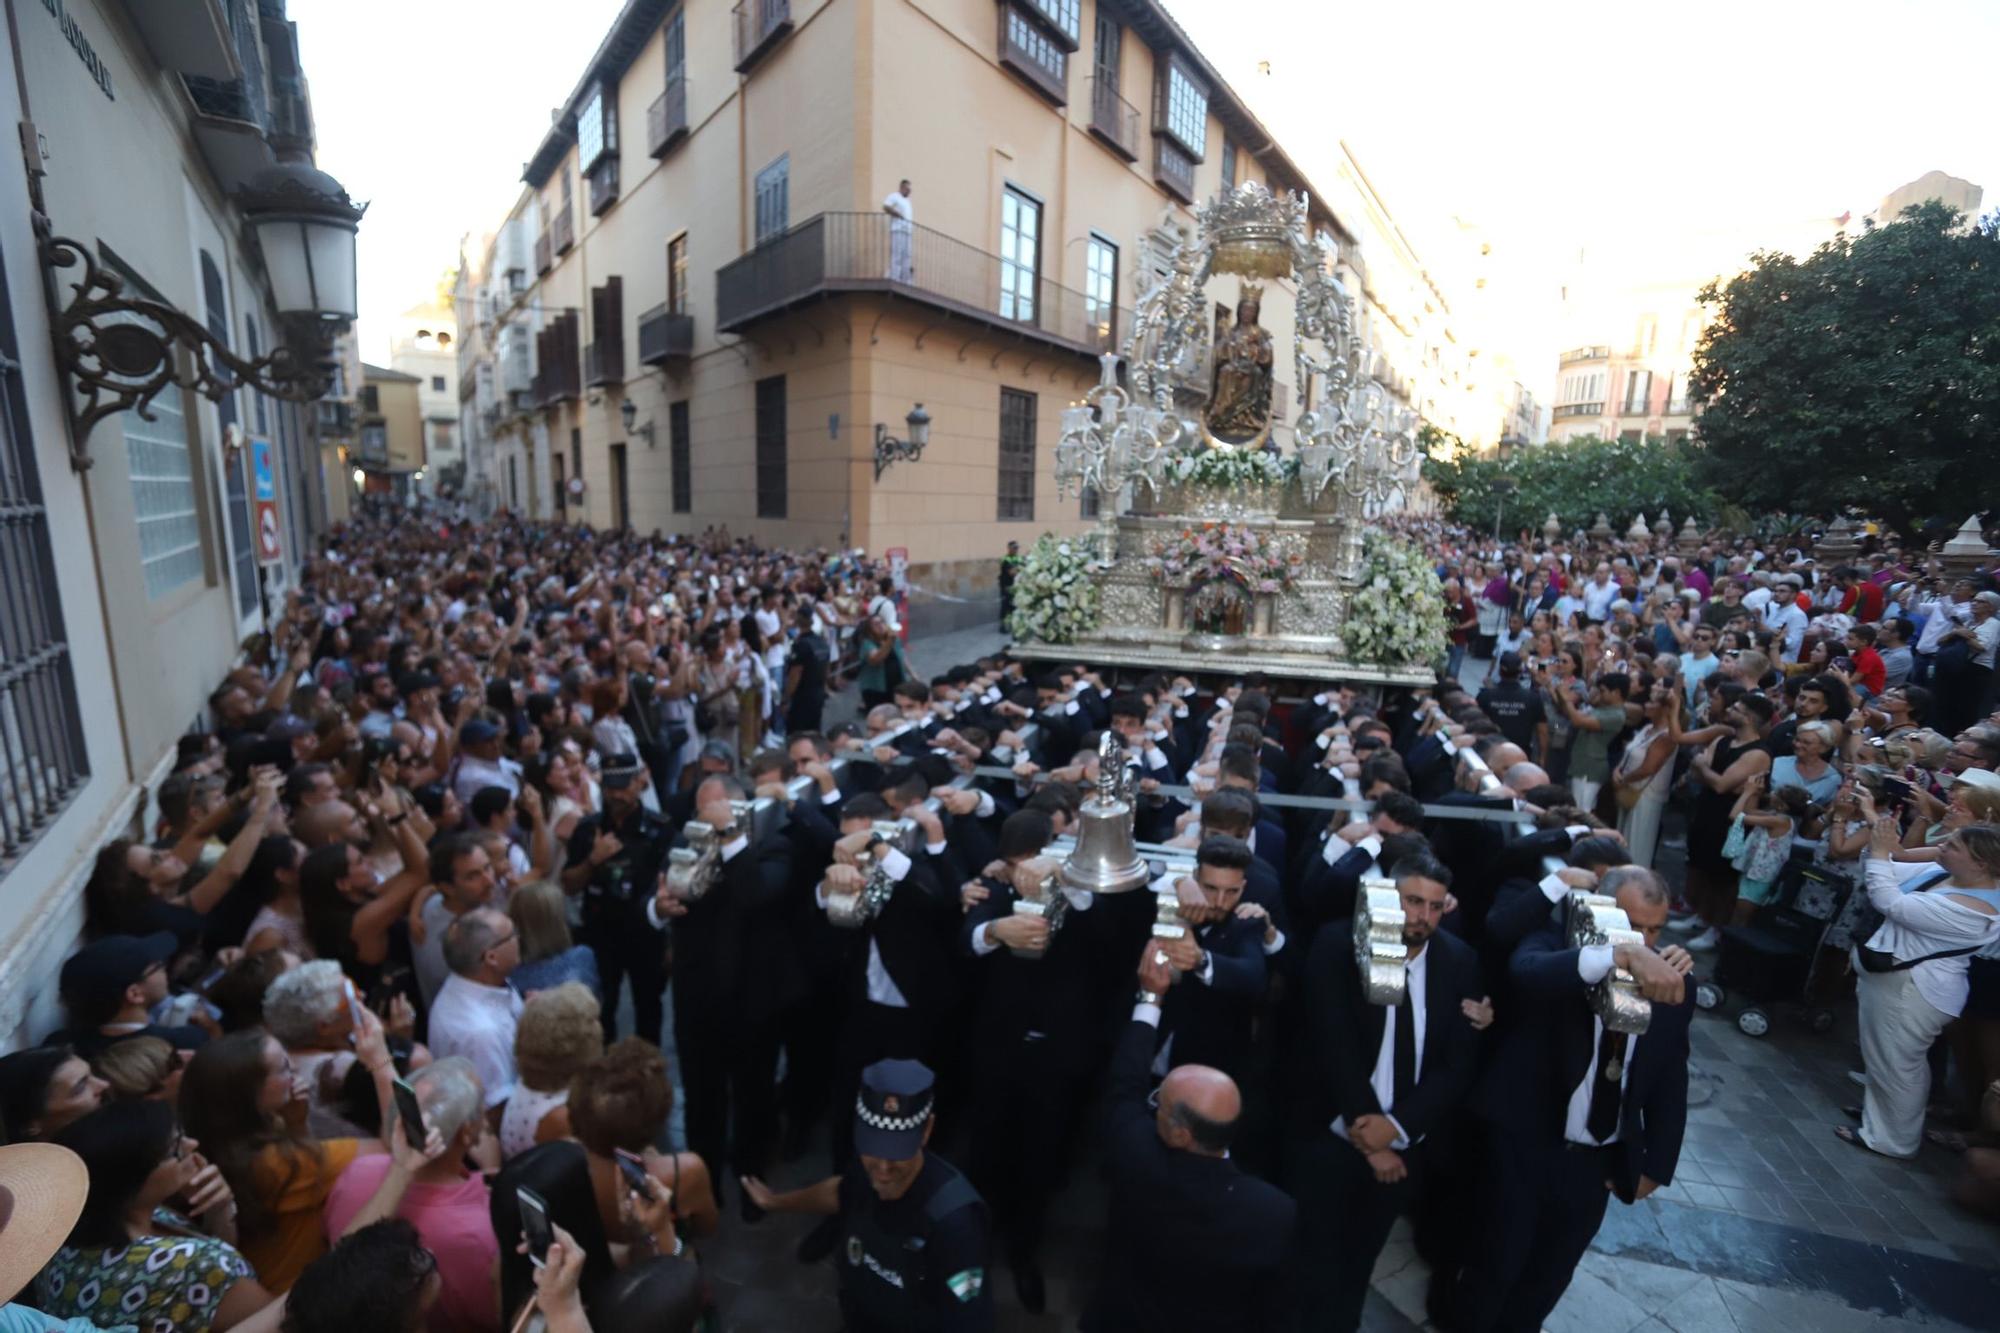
123;388;204;599
997;388;1036;521
755;376;787;518
0;235;89;871
1163;61;1206;156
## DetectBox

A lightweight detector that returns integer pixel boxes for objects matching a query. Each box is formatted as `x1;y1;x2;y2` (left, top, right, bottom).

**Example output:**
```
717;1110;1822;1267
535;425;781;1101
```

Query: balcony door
999;186;1041;324
1094;13;1119;92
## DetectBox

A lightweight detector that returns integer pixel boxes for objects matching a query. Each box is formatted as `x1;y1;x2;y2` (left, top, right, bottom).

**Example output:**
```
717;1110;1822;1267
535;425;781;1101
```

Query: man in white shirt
1581;564;1617;624
1761;577;1808;662
452;718;522;805
428;906;524;1123
883;178;914;282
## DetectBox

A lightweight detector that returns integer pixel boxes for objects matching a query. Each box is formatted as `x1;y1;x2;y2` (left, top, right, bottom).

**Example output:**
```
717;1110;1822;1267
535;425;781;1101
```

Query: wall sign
41;0;114;101
251;437;284;563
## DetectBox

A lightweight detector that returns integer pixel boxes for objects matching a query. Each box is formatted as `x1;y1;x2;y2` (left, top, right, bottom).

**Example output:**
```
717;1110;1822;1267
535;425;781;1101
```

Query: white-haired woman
1840;815;2000;1158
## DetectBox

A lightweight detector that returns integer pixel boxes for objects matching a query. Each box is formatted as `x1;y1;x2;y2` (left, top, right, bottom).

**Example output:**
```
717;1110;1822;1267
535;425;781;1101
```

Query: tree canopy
1421;433;1716;536
1688;200;2000;535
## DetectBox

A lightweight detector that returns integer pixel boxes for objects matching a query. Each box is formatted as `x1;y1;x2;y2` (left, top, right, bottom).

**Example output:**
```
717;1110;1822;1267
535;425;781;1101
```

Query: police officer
561;752;673;1045
741;1059;994;1331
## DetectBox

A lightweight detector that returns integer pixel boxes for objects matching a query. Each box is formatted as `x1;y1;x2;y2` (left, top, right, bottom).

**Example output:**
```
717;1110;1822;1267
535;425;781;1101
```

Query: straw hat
0;1141;87;1302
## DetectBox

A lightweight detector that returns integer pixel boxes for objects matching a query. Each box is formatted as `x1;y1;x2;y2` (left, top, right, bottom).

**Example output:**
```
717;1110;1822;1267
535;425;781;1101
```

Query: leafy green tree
1421;434;1715;536
1689;201;2000;536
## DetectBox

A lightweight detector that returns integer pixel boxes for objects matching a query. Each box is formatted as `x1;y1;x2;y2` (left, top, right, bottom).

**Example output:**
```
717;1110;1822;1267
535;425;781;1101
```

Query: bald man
295;799;368;849
1082;944;1295;1333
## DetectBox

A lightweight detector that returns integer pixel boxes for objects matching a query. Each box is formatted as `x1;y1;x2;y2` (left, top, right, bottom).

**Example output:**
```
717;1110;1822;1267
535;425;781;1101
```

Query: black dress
1686;737;1769;872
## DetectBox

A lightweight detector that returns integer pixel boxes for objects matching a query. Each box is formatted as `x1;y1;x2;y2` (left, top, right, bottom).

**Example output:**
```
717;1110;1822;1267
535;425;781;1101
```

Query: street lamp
874;403;932;480
237;159;367;323
619;397;656;447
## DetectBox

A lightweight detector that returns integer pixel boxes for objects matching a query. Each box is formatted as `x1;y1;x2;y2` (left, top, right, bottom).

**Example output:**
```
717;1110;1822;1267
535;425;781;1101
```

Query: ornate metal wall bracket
37;225;335;471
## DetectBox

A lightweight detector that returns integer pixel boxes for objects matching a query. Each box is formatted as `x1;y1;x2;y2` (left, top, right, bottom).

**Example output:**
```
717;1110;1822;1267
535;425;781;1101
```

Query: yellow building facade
458;0;1442;620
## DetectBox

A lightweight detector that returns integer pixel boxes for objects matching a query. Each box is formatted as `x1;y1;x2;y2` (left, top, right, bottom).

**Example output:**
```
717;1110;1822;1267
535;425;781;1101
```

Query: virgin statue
1205;283;1274;447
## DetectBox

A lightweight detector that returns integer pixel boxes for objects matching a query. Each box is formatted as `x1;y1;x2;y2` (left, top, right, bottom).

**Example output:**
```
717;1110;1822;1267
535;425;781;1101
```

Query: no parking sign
251;437;284;563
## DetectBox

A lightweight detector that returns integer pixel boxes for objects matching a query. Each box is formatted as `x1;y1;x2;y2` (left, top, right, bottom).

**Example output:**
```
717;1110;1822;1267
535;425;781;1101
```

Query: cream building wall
387;298;460;490
0;0;323;1046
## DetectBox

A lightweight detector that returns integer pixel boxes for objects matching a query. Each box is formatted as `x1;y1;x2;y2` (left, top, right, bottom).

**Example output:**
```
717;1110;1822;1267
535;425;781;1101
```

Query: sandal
1841;1105;1862;1122
1832;1124;1904;1158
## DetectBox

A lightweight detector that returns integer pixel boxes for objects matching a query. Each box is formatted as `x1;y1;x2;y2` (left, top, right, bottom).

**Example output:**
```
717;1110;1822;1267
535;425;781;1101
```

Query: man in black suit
1455;866;1695;1333
1294;790;1427;938
647;772;799;1209
959;810;1104;1313
1287;854;1487;1331
1084;943;1297;1333
1149;836;1268;1080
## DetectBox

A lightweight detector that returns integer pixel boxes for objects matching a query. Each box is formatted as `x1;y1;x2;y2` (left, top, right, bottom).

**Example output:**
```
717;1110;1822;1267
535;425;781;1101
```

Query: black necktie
1586;1023;1628;1143
1391;981;1416;1112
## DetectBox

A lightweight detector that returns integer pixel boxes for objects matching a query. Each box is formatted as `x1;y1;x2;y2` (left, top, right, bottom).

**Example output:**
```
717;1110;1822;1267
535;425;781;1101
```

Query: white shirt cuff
974;790;996;819
645;896;669;930
1356;833;1384;861
971;922;1000;956
1578;943;1615;984
1565;825;1592;841
1386;1114;1411;1150
925;841;948;857
1540;871;1571;904
1145;746;1169;771
1263;929;1285;956
879;847;913;882
821;788;843;805
719;835;749;862
1132;1002;1162;1027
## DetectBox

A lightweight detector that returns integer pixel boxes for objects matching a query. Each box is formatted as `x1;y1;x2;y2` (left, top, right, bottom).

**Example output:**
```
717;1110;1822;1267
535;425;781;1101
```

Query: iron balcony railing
1559;345;1610;365
1552;402;1604;420
716;212;1126;357
1154;137;1196;203
733;0;793;72
1087;76;1139;161
648;76;688;157
584;337;624;387
553;208;575;254
637;304;694;365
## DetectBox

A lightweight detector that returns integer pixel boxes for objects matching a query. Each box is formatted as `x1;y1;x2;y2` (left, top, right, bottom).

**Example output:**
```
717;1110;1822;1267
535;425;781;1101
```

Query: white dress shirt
1564;947;1635;1145
1332;944;1428;1149
429;974;525;1109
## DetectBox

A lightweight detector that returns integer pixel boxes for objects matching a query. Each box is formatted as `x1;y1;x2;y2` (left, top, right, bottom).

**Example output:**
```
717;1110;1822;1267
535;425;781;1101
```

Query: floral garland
1344;532;1448;667
1145;522;1302;594
1162;448;1300;489
1004;534;1100;645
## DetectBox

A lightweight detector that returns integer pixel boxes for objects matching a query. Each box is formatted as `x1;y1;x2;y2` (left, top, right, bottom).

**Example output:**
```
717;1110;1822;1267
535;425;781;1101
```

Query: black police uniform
836;1154;993;1332
567;799;674;1044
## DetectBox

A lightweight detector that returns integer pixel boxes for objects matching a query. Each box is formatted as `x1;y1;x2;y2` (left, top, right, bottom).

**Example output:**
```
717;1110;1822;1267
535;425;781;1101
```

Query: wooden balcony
637;304;694;366
588;158;620;216
553;208;575;254
1087;76;1139;162
998;5;1067;105
647;76;688;158
716;212;1125;360
535;229;552;274
732;0;792;73
1154;137;1196;204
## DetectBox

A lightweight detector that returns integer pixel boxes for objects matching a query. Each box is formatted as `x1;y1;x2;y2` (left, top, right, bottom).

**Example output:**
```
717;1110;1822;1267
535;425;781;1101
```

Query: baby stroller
1693;855;1853;1037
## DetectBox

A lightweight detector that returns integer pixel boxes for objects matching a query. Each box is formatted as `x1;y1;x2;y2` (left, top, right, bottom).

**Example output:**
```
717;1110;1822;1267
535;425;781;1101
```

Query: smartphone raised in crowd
389;1076;427;1152
613;1147;651;1194
517;1185;554;1268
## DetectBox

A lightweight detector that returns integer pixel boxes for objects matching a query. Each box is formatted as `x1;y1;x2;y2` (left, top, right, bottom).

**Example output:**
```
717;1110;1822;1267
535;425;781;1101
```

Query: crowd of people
0;505;1996;1333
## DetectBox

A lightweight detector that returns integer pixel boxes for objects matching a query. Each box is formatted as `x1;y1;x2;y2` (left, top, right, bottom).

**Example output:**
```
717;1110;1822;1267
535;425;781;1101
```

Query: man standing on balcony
885;179;915;282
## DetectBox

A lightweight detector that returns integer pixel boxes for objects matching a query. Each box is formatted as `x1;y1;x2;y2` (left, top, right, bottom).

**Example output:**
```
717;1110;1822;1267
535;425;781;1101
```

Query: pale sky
293;0;1998;394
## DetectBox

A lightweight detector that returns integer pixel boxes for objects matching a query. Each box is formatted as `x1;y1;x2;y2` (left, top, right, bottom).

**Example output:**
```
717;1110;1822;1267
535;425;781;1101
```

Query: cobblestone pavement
651;631;2000;1330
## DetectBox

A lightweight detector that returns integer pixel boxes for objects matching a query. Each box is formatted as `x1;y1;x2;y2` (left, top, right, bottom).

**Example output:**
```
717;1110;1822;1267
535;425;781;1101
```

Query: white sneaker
1685;927;1721;952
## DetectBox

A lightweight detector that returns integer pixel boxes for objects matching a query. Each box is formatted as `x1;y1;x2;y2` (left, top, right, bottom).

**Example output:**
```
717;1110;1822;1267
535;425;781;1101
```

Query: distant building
359;365;427;499
1546;170;1983;446
387;300;461;495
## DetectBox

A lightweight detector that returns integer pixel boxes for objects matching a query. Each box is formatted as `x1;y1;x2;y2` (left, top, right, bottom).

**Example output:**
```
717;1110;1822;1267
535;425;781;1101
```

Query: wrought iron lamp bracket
37;226;335;471
872;423;923;480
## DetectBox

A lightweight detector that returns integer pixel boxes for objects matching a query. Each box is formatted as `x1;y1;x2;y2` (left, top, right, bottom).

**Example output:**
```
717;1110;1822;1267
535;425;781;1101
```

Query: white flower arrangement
1162;448;1300;489
1005;534;1101;645
1344;533;1448;668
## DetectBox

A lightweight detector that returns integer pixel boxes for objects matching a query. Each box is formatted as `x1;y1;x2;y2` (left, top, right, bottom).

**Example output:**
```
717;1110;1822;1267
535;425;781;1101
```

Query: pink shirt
322;1154;499;1333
